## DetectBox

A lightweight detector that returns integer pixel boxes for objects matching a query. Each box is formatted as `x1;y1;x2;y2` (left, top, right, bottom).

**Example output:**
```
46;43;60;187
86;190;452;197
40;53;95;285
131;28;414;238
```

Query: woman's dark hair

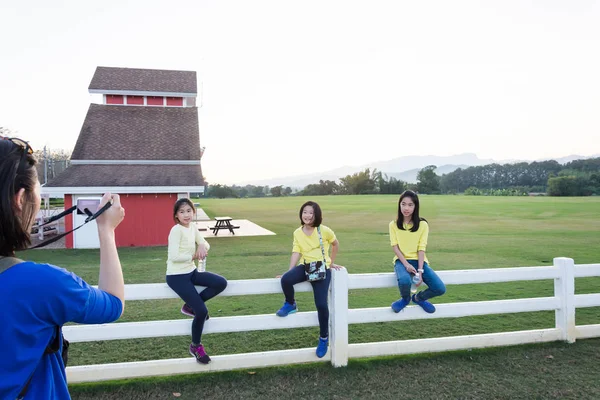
0;139;38;256
299;201;322;227
396;190;426;232
173;198;196;223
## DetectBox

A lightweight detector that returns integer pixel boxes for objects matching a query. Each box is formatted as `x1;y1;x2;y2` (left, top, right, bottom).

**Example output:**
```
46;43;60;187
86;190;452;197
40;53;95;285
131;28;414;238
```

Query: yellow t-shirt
389;220;429;264
166;223;211;275
292;225;337;268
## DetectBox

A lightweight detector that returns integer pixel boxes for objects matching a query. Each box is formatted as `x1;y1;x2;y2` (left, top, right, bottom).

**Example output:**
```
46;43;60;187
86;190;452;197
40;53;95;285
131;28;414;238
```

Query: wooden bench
209;217;240;235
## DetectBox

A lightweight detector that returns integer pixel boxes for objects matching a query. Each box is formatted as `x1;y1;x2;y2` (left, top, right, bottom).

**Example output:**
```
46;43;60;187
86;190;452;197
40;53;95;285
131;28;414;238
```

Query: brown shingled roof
45;164;204;187
71;104;201;160
89;66;197;94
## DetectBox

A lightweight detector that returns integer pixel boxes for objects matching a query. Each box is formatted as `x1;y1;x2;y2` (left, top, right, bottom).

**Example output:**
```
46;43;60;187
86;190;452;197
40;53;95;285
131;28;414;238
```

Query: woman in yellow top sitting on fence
389;190;446;314
275;201;343;358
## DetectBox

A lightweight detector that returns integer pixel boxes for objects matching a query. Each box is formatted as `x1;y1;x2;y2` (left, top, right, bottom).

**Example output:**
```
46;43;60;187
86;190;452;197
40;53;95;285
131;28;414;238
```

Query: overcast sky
1;0;599;184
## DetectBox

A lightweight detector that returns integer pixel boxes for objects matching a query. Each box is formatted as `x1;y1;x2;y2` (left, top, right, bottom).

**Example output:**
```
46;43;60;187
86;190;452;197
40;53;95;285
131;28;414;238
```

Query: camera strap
29;201;112;250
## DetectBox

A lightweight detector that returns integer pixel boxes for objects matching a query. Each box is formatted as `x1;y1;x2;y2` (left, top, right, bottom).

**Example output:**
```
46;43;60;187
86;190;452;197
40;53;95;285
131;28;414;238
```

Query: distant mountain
366;153;493;173
386;164;471;184
241;153;599;188
244;153;490;187
244;165;363;189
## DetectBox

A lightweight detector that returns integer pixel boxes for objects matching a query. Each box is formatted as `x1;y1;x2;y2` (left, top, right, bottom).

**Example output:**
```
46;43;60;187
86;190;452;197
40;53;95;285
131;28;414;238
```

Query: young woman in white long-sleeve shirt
165;198;227;364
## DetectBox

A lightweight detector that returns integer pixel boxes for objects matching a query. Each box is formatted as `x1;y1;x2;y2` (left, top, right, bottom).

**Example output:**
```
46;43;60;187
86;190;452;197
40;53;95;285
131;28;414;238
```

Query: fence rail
65;257;600;383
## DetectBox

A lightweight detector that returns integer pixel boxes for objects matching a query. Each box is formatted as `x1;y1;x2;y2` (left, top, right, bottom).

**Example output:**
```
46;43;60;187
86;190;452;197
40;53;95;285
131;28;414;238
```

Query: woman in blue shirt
0;137;126;399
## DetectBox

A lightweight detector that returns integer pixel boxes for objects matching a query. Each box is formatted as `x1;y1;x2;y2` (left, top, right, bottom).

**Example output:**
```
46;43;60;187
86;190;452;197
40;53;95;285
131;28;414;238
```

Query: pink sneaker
181;304;195;317
181;304;210;320
189;343;211;364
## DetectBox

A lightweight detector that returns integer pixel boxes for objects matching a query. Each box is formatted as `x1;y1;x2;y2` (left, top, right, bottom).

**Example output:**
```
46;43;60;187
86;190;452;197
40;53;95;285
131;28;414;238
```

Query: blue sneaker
276;301;297;317
391;298;410;313
316;337;328;358
412;294;436;313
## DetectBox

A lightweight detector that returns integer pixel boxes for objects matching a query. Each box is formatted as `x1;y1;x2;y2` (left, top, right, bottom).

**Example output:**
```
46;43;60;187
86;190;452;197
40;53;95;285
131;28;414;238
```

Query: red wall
64;193;176;248
166;97;183;106
115;193;176;247
127;96;144;105
64;194;74;249
147;96;164;106
106;95;124;104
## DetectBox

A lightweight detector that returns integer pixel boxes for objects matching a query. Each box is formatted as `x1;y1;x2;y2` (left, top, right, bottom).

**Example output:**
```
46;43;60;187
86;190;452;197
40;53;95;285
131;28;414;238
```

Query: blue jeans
394;259;446;301
281;265;332;338
166;270;228;344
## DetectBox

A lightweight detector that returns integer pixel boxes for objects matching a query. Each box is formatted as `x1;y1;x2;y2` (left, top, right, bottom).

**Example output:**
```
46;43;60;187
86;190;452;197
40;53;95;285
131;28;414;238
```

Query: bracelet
418;269;424;272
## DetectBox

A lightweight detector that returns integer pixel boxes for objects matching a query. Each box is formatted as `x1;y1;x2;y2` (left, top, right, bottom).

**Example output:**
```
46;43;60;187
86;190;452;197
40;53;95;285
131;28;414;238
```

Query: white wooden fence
64;257;600;383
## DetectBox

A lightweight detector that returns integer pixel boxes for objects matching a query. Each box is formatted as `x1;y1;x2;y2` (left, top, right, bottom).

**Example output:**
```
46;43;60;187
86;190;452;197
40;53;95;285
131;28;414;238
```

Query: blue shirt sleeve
41;264;123;325
73;286;123;324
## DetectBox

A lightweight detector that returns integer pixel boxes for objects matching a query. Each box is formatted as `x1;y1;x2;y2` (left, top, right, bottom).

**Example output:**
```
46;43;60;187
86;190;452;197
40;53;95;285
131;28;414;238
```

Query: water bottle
199;256;207;272
410;273;420;294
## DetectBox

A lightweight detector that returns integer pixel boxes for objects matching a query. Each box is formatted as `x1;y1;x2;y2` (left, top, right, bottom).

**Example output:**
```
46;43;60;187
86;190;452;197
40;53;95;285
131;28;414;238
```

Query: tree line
205;169;410;198
440;158;600;196
205;158;600;198
5;126;595;197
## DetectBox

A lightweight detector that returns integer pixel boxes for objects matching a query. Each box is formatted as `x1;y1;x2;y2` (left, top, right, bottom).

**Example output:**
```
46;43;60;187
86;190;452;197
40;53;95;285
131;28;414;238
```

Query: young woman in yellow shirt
389;190;446;313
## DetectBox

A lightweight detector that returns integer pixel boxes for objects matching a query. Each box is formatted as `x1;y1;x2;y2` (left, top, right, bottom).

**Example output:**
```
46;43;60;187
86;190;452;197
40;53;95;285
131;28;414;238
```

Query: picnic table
209;217;240;235
32;216;61;240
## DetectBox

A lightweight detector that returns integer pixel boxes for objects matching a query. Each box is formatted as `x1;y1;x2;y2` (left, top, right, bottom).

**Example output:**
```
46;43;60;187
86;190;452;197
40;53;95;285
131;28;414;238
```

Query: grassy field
18;195;600;398
67;339;600;399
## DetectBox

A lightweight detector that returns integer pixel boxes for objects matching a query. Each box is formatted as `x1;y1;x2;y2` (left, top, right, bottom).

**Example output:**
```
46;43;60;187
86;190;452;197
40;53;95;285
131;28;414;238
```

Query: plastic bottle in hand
199;257;207;272
410;273;420;294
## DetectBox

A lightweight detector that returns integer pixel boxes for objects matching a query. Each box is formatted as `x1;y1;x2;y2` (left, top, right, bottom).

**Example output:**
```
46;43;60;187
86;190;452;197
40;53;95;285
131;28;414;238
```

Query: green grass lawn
18;195;600;398
69;339;600;400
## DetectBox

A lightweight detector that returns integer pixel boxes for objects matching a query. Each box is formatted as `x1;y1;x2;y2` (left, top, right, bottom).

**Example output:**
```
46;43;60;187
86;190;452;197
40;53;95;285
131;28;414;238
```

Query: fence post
554;257;576;343
330;267;349;367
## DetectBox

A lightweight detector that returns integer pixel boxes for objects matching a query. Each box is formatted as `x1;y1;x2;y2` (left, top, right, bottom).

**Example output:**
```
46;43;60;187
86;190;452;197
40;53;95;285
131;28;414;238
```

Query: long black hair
0;138;38;256
396;190;426;232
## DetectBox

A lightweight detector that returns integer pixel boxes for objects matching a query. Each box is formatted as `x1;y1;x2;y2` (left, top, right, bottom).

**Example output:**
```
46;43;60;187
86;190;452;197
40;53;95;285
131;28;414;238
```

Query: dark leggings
166;270;228;344
281;265;331;338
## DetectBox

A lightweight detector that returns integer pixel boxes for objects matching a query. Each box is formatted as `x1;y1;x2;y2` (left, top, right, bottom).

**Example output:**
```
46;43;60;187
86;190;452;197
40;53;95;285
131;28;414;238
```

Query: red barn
43;66;205;248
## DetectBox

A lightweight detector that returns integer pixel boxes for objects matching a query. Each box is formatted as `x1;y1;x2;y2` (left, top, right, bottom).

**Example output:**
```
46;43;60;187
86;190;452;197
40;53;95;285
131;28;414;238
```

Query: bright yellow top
292;225;337;267
388;220;429;264
166;223;210;275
